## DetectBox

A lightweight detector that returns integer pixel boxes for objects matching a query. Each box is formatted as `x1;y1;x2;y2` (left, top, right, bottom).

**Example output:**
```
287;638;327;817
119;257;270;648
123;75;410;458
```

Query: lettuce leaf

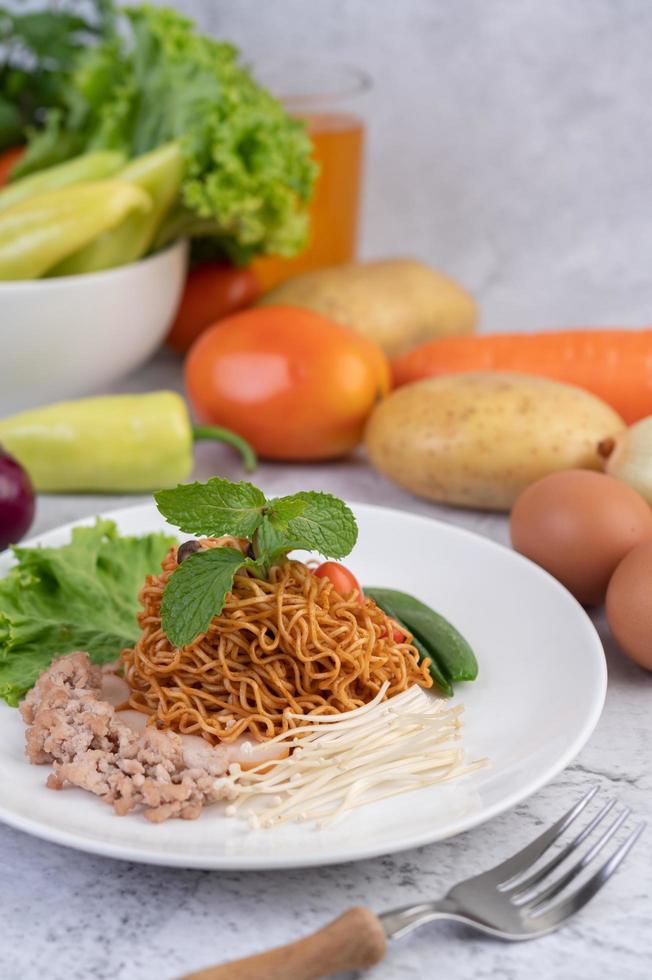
15;4;317;263
0;518;174;706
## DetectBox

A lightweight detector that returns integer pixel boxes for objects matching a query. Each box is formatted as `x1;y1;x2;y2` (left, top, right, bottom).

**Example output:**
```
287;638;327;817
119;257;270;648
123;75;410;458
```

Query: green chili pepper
51;143;184;276
0;151;126;213
0;181;151;280
365;589;454;696
0;391;257;493
366;587;479;684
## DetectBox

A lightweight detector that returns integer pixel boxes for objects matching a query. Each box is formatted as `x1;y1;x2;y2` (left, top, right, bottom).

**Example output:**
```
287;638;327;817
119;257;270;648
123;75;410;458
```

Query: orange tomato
185;306;390;460
166;262;260;354
314;562;363;601
0;146;24;187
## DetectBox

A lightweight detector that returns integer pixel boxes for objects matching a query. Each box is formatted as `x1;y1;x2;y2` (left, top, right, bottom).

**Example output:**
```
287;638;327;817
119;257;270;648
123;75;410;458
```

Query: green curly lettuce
14;4;316;263
0;518;175;706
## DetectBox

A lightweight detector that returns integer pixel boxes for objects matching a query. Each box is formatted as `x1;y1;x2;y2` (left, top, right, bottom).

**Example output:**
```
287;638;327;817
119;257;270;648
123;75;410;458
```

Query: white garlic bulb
599;417;652;504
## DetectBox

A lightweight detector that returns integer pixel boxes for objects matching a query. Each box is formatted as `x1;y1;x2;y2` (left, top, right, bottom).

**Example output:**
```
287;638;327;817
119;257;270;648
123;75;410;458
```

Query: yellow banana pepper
0;392;256;493
0;151;126;213
0;180;151;280
52;143;185;275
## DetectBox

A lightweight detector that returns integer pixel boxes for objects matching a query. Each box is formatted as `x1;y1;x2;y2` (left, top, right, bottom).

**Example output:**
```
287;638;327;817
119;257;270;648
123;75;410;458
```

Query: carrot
391;330;652;424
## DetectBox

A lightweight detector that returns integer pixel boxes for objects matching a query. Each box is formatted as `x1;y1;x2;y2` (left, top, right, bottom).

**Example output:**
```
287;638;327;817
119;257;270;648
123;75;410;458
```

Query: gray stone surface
1;354;651;980
160;0;652;331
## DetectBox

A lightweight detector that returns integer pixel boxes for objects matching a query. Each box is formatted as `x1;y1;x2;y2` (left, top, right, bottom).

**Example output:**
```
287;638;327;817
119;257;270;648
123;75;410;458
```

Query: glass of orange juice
251;60;370;291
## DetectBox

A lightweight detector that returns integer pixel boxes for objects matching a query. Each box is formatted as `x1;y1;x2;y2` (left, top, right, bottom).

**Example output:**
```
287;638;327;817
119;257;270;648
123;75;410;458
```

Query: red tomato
315;562;406;641
167;262;260;354
184;306;390;460
0;146;25;187
314;562;364;601
386;619;407;643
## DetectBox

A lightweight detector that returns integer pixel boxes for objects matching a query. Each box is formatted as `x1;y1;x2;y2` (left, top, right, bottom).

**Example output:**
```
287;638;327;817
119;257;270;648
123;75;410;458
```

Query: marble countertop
2;353;651;980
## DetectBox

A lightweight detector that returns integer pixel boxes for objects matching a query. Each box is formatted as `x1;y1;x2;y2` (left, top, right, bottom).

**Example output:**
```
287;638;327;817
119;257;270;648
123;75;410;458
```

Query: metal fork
379;785;643;943
180;787;644;980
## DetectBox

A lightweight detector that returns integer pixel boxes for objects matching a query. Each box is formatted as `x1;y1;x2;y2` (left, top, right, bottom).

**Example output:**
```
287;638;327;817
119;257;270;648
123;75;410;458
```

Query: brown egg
510;469;652;605
606;541;652;670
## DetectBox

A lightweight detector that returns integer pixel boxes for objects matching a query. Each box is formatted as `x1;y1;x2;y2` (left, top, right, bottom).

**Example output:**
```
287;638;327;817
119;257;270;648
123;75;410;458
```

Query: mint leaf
155;478;266;538
251;496;308;568
254;517;301;570
161;547;248;647
266;496;308;528
275;492;358;559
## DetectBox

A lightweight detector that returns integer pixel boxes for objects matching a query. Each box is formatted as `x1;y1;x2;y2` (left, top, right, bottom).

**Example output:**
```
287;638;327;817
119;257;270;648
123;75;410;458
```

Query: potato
365;372;625;511
257;258;477;356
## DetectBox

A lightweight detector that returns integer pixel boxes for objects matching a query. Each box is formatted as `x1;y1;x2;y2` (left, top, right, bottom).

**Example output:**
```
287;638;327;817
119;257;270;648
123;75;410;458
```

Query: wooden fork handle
178;906;387;980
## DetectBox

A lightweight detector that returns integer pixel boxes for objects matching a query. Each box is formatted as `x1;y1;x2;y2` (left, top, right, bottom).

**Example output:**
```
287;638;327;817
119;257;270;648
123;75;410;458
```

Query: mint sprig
154;478;358;647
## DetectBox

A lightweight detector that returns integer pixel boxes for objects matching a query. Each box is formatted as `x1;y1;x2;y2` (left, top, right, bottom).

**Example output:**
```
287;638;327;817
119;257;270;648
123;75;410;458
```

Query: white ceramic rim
0;501;607;869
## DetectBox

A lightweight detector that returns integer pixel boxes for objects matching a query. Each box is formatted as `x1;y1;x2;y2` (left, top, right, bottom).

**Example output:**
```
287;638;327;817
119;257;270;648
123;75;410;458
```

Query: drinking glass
252;60;370;290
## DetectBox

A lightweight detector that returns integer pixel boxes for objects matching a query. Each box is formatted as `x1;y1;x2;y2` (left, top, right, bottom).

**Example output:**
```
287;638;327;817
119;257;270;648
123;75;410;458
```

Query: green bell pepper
0;391;256;493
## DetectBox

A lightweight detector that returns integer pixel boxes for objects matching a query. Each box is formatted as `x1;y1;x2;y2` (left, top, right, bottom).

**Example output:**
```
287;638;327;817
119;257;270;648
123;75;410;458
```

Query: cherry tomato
185;306;390;460
167;262;260;354
314;562;364;601
0;146;24;188
386;619;407;644
315;562;406;640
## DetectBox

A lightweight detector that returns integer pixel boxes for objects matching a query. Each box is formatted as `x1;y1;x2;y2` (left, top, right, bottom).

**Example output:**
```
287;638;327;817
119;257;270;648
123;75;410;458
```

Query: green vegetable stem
0;392;257;493
155;479;358;647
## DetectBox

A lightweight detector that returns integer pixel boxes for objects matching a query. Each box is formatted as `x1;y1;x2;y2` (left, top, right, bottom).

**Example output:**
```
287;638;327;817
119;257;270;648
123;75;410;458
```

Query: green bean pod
366;587;478;685
367;590;454;696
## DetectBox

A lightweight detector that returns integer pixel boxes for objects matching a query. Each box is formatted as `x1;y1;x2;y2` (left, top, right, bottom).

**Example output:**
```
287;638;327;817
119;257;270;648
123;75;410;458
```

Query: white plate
0;502;606;869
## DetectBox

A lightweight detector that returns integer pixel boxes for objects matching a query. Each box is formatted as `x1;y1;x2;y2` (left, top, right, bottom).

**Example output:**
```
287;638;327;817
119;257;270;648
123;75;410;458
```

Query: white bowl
0;240;188;415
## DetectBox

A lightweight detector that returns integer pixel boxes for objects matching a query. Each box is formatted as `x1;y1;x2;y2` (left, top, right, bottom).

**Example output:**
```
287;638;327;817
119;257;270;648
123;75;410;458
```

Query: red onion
0;446;35;551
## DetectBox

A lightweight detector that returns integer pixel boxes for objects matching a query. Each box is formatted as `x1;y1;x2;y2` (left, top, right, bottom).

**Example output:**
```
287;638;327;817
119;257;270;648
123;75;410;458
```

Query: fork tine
517;806;630;909
528;821;645;927
494;785;599;890
508;798;616;901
